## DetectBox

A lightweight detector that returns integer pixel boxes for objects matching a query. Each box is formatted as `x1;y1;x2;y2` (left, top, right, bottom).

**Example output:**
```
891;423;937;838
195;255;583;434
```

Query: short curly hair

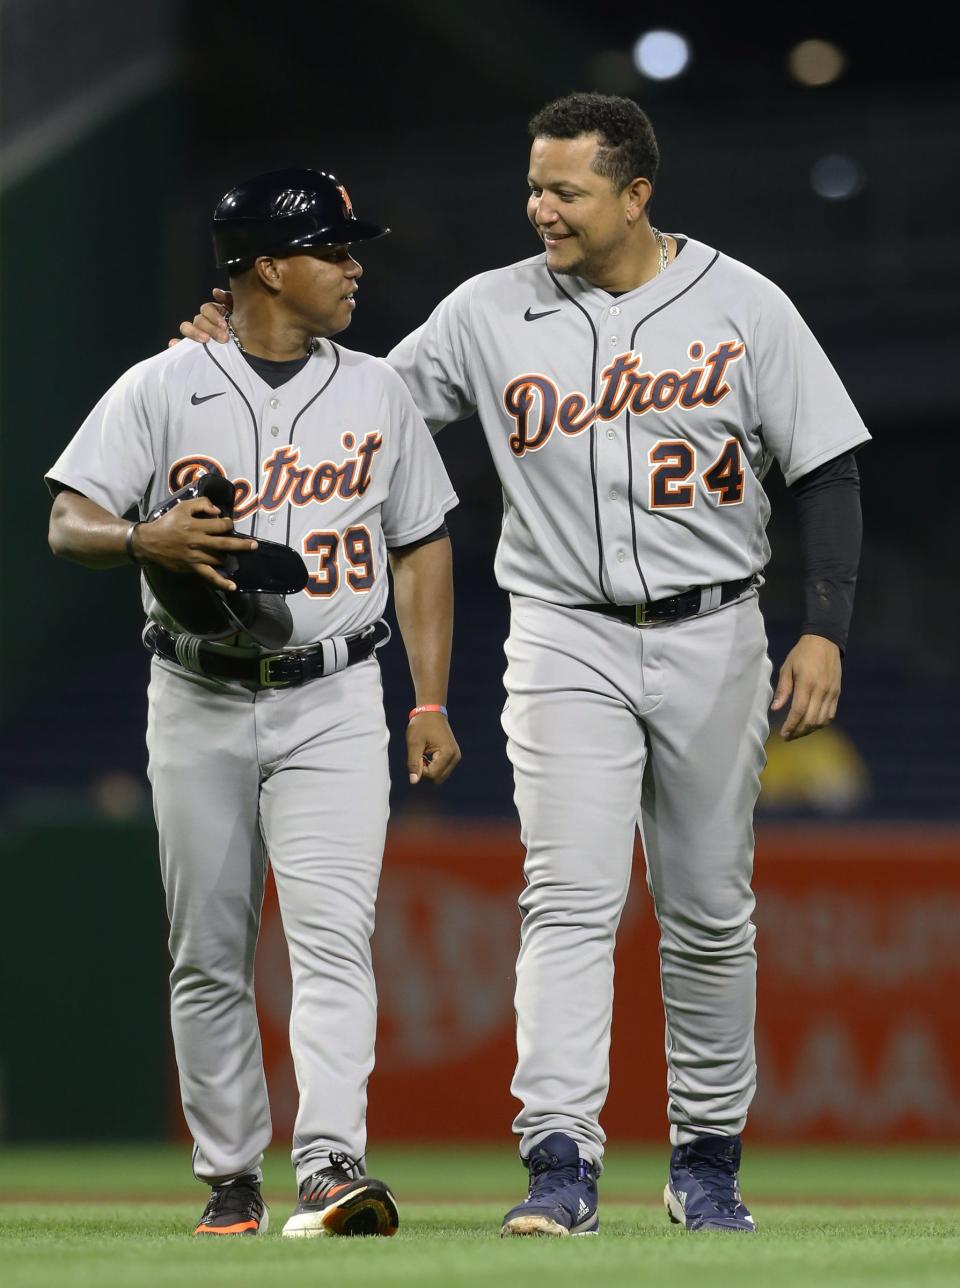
528;92;659;193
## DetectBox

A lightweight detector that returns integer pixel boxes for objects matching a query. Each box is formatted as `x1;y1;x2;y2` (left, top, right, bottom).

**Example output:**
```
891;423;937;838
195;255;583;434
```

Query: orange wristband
408;704;448;721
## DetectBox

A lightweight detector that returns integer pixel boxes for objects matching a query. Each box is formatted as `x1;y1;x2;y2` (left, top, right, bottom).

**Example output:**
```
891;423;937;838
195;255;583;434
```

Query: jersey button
609;489;618;500
268;514;277;524
609;336;619;345
270;426;280;437
610;306;621;316
616;550;625;563
606;429;615;440
270;398;280;409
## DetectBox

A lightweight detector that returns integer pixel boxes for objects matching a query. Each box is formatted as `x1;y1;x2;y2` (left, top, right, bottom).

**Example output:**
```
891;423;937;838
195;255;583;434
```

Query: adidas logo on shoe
500;1133;599;1238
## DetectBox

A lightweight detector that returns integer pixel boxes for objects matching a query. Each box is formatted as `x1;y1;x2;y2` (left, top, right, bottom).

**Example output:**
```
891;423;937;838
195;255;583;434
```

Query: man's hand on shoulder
167;287;234;348
770;634;842;741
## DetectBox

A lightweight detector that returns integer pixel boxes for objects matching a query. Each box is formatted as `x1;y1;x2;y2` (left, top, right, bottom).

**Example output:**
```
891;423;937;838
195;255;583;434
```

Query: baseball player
182;95;867;1235
47;168;460;1238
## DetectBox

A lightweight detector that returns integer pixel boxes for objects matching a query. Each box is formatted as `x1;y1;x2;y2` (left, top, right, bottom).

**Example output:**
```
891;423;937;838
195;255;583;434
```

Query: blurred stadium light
632;30;692;81
788;38;847;87
810;154;866;200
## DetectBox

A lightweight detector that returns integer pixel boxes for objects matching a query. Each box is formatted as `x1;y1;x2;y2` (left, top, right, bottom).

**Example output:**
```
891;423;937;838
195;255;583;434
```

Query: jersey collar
564;235;718;309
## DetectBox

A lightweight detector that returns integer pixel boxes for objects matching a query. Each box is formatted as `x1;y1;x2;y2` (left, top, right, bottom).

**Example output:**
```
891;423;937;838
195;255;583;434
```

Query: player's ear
624;176;652;226
254;256;282;290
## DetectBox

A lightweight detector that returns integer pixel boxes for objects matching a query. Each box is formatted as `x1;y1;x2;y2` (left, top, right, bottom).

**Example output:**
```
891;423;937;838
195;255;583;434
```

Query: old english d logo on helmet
212;167;389;268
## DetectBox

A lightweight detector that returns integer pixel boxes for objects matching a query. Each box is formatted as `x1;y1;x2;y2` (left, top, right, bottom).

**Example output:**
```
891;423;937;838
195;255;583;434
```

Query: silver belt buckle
634;602;654;627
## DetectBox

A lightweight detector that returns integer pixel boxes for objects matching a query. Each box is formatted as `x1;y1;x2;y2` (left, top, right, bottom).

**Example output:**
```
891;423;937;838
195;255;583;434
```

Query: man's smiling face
526;133;636;283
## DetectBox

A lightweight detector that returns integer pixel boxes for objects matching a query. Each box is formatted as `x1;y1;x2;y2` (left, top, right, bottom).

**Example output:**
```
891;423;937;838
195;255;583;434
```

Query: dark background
3;1;957;826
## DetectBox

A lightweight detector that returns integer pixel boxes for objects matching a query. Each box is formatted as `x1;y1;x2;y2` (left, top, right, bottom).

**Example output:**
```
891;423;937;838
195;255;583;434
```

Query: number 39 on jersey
304;526;376;597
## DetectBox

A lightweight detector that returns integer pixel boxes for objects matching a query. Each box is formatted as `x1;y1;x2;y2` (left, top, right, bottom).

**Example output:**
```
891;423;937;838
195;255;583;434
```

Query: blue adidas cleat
501;1132;599;1237
664;1134;756;1232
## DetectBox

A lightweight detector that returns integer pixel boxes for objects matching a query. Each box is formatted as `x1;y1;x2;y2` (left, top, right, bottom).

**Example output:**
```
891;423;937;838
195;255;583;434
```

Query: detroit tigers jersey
387;236;869;606
47;336;457;647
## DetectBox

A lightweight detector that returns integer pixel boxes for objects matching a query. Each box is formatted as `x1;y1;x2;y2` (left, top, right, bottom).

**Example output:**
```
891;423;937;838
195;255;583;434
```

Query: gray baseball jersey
386;236;868;1166
388;235;870;605
48;336;457;646
46;335;456;1189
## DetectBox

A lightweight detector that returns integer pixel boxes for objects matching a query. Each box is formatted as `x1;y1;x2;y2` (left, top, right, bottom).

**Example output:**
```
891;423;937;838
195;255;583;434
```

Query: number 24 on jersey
649;437;745;509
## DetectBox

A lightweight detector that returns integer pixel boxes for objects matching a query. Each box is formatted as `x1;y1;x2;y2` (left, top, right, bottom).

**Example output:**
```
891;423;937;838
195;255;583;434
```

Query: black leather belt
144;621;378;689
578;576;756;627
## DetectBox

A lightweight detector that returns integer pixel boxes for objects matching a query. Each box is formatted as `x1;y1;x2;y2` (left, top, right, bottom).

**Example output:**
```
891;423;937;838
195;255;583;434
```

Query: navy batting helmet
212;167;389;269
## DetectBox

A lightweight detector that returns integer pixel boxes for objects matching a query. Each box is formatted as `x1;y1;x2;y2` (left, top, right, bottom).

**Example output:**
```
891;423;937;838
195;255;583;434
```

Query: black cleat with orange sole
194;1174;268;1235
282;1163;399;1238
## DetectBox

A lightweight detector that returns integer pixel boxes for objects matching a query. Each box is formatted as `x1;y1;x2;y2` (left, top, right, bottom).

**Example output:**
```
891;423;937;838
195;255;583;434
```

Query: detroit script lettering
168;430;383;520
502;340;745;457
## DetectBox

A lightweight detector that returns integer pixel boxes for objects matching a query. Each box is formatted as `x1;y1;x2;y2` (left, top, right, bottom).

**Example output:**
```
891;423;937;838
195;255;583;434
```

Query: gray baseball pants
146;656;389;1186
502;592;772;1168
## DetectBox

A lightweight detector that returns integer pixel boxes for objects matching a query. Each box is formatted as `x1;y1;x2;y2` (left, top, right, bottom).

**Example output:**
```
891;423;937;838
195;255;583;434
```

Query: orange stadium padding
177;823;960;1145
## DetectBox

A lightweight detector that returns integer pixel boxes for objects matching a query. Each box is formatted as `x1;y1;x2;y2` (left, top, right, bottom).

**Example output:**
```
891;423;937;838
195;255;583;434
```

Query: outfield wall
2;820;956;1144
242;824;960;1146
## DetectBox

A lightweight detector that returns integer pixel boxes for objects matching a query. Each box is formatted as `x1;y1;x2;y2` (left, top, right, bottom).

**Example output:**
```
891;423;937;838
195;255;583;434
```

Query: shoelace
329;1150;362;1177
203;1176;261;1220
301;1151;363;1200
527;1154;591;1200
686;1147;740;1215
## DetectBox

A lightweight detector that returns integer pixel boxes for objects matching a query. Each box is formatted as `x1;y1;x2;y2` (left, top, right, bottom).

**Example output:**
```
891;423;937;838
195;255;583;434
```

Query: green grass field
2;1145;959;1287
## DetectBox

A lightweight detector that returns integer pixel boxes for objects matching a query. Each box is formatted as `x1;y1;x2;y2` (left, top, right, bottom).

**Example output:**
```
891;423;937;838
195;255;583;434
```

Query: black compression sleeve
787;450;863;654
387;521;449;555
